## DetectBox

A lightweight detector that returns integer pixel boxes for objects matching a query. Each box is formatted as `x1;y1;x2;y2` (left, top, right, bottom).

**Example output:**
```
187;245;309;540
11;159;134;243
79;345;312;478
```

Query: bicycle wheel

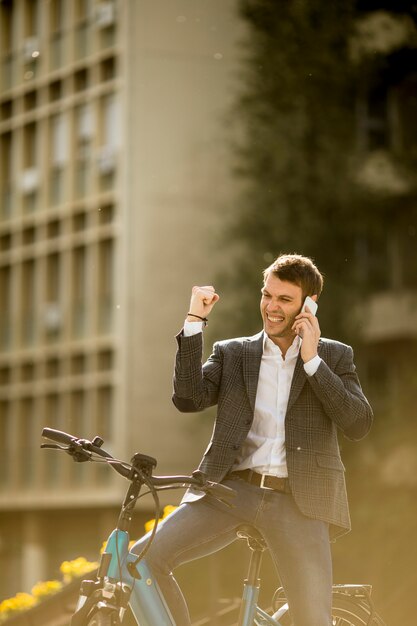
274;594;386;626
86;609;121;626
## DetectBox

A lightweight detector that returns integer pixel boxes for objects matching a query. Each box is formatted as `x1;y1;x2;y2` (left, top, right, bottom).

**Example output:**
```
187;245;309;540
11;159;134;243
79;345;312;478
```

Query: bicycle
41;428;386;626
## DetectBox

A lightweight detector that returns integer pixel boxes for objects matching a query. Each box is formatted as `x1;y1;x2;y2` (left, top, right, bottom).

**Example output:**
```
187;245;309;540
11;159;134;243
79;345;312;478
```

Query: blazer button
297;446;301;451
232;444;239;450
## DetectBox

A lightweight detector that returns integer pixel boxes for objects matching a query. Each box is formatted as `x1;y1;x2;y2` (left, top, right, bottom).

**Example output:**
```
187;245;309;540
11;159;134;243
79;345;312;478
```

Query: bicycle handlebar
41;428;236;504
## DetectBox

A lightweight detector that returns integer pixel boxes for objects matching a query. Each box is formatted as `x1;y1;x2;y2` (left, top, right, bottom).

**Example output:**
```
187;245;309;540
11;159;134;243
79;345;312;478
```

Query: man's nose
267;301;280;313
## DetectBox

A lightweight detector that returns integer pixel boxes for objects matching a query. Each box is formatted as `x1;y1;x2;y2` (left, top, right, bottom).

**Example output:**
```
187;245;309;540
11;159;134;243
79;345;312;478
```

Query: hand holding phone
295;296;320;362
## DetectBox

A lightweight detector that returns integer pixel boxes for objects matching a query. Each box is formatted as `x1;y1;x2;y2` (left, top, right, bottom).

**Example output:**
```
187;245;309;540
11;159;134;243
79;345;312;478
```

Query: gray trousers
132;477;332;626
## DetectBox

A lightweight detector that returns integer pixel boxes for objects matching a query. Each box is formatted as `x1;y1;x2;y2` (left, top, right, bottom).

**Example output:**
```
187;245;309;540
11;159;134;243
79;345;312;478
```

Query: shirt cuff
183;320;204;337
303;354;322;377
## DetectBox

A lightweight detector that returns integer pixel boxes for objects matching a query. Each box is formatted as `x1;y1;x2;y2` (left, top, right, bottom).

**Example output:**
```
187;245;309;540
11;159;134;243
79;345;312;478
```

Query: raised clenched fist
187;286;220;322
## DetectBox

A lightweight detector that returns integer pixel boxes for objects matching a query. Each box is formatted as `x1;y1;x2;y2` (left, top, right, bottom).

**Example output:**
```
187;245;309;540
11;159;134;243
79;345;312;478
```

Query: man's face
260;274;304;346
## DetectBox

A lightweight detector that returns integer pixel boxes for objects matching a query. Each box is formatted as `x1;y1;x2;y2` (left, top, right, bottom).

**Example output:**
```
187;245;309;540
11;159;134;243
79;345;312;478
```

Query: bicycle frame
92;528;175;625
41;429;384;626
73;525;288;626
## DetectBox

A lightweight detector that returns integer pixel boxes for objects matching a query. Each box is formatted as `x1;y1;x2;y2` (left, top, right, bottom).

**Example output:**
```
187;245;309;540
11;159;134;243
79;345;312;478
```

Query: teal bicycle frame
72;526;289;626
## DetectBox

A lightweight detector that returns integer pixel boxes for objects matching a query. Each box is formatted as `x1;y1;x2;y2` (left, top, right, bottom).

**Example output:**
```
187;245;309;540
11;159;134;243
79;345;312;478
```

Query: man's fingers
192;286;219;304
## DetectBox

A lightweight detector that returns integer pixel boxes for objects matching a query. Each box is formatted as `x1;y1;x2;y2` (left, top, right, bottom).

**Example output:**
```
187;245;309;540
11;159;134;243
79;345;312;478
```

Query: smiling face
260;273;304;349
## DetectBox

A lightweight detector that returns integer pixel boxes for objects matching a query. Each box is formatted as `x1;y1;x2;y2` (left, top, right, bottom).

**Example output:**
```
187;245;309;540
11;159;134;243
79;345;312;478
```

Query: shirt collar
263;332;301;359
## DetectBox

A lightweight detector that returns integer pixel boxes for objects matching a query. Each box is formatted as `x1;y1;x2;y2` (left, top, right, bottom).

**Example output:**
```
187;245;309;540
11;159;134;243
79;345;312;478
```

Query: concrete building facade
0;0;244;598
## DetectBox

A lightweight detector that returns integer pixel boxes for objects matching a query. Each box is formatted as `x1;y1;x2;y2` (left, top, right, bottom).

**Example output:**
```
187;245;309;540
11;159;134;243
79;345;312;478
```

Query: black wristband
187;312;208;326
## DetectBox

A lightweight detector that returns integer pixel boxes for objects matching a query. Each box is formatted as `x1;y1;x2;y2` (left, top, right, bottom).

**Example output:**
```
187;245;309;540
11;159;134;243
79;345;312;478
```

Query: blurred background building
0;0;243;600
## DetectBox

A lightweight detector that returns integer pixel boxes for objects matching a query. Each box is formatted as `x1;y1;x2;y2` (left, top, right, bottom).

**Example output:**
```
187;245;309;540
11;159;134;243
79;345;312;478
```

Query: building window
97;238;114;333
97;93;118;189
1;131;14;218
20;361;35;382
0;99;13;121
0;401;11;488
0;0;15;90
44;253;62;342
22;0;40;81
18;397;35;487
22;123;39;213
95;1;116;49
0;265;12;349
69;389;88;484
24;90;38;111
74;0;92;60
72;246;88;337
100;56;116;82
49;0;65;70
49;114;68;206
68;389;86;437
97;349;113;371
95;385;113;484
21;260;36;346
96;386;112;440
44;394;62;485
75;103;94;198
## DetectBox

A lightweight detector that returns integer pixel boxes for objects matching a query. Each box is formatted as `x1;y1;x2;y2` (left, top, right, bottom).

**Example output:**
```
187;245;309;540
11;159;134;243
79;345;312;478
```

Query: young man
133;253;373;626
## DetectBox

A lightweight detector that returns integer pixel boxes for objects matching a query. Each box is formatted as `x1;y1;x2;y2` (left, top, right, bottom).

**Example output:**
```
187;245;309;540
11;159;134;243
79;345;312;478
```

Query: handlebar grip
42;428;77;446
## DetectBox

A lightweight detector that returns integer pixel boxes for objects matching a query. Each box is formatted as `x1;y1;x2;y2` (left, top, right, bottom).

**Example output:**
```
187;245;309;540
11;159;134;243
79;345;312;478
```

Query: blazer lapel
287;339;323;412
243;331;264;412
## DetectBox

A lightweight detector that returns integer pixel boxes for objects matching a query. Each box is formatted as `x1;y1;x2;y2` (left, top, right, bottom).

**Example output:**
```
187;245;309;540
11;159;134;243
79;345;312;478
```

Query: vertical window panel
0;401;11;488
98;239;114;333
45;253;62;341
103;93;119;149
51;114;68;167
49;114;68;205
0;132;13;217
95;386;113;484
72;246;87;337
22;124;39;212
0;1;15;89
21;260;36;345
49;0;65;69
75;104;93;197
68;389;88;484
23;0;40;37
18;397;35;486
44;394;62;485
0;265;12;348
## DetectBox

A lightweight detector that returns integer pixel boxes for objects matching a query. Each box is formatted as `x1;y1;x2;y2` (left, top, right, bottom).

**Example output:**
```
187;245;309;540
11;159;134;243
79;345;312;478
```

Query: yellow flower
31;580;63;599
0;593;37;619
144;505;178;533
59;557;98;584
162;505;177;519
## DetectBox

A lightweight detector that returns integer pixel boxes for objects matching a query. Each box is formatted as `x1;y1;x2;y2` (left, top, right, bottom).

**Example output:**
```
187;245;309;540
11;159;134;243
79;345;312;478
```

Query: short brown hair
263;253;324;298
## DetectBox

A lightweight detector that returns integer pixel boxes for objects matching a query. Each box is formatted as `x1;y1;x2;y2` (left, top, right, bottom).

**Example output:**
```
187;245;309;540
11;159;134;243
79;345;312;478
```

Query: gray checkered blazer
173;330;373;539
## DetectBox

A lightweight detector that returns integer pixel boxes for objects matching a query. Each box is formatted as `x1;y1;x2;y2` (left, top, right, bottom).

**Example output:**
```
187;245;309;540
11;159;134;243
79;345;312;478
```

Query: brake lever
40;441;91;462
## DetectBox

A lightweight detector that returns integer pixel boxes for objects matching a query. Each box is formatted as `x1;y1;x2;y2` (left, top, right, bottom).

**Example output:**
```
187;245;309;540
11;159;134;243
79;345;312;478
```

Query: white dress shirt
183;321;321;478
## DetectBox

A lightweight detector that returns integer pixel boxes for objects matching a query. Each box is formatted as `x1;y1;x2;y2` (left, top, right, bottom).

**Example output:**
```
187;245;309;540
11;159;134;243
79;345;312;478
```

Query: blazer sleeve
307;344;373;441
172;330;223;413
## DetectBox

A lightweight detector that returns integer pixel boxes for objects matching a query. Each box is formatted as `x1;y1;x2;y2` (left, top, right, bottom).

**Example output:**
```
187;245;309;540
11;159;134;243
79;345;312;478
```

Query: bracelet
187;312;208;325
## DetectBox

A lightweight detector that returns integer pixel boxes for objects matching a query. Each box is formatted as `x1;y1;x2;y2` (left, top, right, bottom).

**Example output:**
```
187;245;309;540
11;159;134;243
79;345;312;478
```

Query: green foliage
216;0;417;343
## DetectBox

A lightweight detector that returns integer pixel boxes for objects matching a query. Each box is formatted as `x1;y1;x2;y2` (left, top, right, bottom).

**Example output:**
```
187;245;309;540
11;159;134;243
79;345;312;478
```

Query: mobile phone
302;296;318;316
